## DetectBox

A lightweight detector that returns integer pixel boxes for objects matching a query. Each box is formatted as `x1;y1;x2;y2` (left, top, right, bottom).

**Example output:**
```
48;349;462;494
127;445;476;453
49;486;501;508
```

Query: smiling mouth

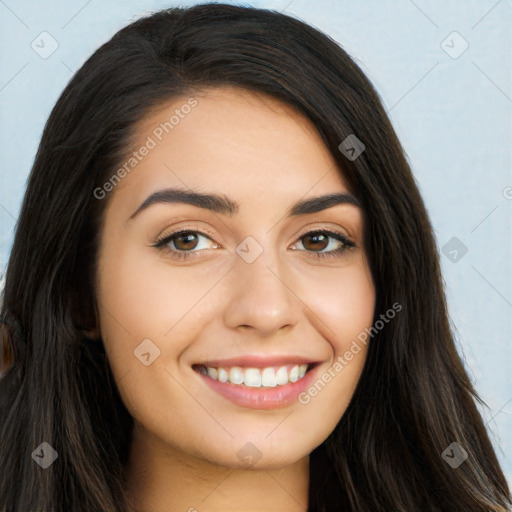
192;363;315;388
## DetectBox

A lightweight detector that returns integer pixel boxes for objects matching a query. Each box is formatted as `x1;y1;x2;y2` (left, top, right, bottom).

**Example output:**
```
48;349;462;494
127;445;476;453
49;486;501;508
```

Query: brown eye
301;233;329;251
154;229;218;260
293;230;355;259
172;232;199;251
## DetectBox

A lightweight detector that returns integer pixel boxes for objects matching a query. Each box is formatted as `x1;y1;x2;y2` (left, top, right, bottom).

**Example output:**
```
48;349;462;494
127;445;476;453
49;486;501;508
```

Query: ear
71;292;101;340
81;325;101;340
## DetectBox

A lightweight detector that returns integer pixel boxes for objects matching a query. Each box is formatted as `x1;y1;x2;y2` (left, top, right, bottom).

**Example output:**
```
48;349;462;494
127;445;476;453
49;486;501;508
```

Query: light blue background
1;0;511;484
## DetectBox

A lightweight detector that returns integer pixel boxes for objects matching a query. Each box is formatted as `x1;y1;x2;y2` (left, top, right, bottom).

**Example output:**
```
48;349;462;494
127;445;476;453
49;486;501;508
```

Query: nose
222;244;301;337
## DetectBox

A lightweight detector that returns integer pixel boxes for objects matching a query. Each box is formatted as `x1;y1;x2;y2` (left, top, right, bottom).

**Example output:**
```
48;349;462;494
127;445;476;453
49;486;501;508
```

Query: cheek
296;258;376;353
95;244;226;383
333;268;375;352
291;261;374;439
97;243;221;335
95;247;205;430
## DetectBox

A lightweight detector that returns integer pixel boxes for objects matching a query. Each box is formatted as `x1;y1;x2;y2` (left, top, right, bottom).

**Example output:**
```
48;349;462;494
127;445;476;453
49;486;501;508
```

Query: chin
197;436;315;470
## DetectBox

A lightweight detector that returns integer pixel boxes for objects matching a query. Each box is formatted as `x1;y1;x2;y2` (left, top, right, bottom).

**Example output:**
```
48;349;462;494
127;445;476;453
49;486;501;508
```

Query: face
95;86;375;470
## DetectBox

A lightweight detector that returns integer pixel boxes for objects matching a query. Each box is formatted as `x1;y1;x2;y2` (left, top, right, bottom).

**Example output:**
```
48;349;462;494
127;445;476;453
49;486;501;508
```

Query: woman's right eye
153;230;219;261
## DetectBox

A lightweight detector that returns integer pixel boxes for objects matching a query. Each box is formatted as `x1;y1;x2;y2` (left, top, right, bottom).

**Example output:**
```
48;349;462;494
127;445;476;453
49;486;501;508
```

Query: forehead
112;86;351;207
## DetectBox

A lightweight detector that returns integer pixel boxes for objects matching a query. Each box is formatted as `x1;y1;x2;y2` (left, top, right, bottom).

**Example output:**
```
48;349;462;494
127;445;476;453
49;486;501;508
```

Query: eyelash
153;228;356;261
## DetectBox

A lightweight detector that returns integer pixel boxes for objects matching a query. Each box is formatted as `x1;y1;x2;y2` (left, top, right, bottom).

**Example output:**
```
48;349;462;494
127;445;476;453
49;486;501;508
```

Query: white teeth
275;366;288;385
243;368;261;387
261;367;277;387
289;365;299;383
198;363;311;387
218;367;229;383
229;367;244;385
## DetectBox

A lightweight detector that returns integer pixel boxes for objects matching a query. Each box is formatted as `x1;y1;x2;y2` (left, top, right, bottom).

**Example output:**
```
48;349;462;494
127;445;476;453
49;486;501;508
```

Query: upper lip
194;355;320;368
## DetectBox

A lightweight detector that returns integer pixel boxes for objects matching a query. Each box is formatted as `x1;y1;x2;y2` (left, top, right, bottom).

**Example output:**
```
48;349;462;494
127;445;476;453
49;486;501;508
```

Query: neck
124;423;310;512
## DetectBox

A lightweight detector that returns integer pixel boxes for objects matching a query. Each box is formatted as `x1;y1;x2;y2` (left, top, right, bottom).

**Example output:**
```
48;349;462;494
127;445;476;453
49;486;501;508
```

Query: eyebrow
127;187;361;221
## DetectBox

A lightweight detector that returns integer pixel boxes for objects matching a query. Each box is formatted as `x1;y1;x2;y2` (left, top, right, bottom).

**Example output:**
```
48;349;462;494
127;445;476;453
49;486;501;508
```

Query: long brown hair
1;4;510;511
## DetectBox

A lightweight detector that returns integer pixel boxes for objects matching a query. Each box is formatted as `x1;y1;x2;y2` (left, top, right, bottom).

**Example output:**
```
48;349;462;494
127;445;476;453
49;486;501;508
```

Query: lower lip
195;365;319;410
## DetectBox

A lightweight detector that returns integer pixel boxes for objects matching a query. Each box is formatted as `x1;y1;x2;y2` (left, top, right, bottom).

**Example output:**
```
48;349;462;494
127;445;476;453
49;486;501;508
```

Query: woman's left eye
153;229;355;261
292;230;356;258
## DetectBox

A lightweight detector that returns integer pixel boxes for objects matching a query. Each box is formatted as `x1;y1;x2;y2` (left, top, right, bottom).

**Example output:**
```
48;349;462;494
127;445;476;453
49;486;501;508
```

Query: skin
94;86;376;512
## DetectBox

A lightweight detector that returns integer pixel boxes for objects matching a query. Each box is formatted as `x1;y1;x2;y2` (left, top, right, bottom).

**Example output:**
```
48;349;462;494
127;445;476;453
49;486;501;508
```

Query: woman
0;3;510;511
